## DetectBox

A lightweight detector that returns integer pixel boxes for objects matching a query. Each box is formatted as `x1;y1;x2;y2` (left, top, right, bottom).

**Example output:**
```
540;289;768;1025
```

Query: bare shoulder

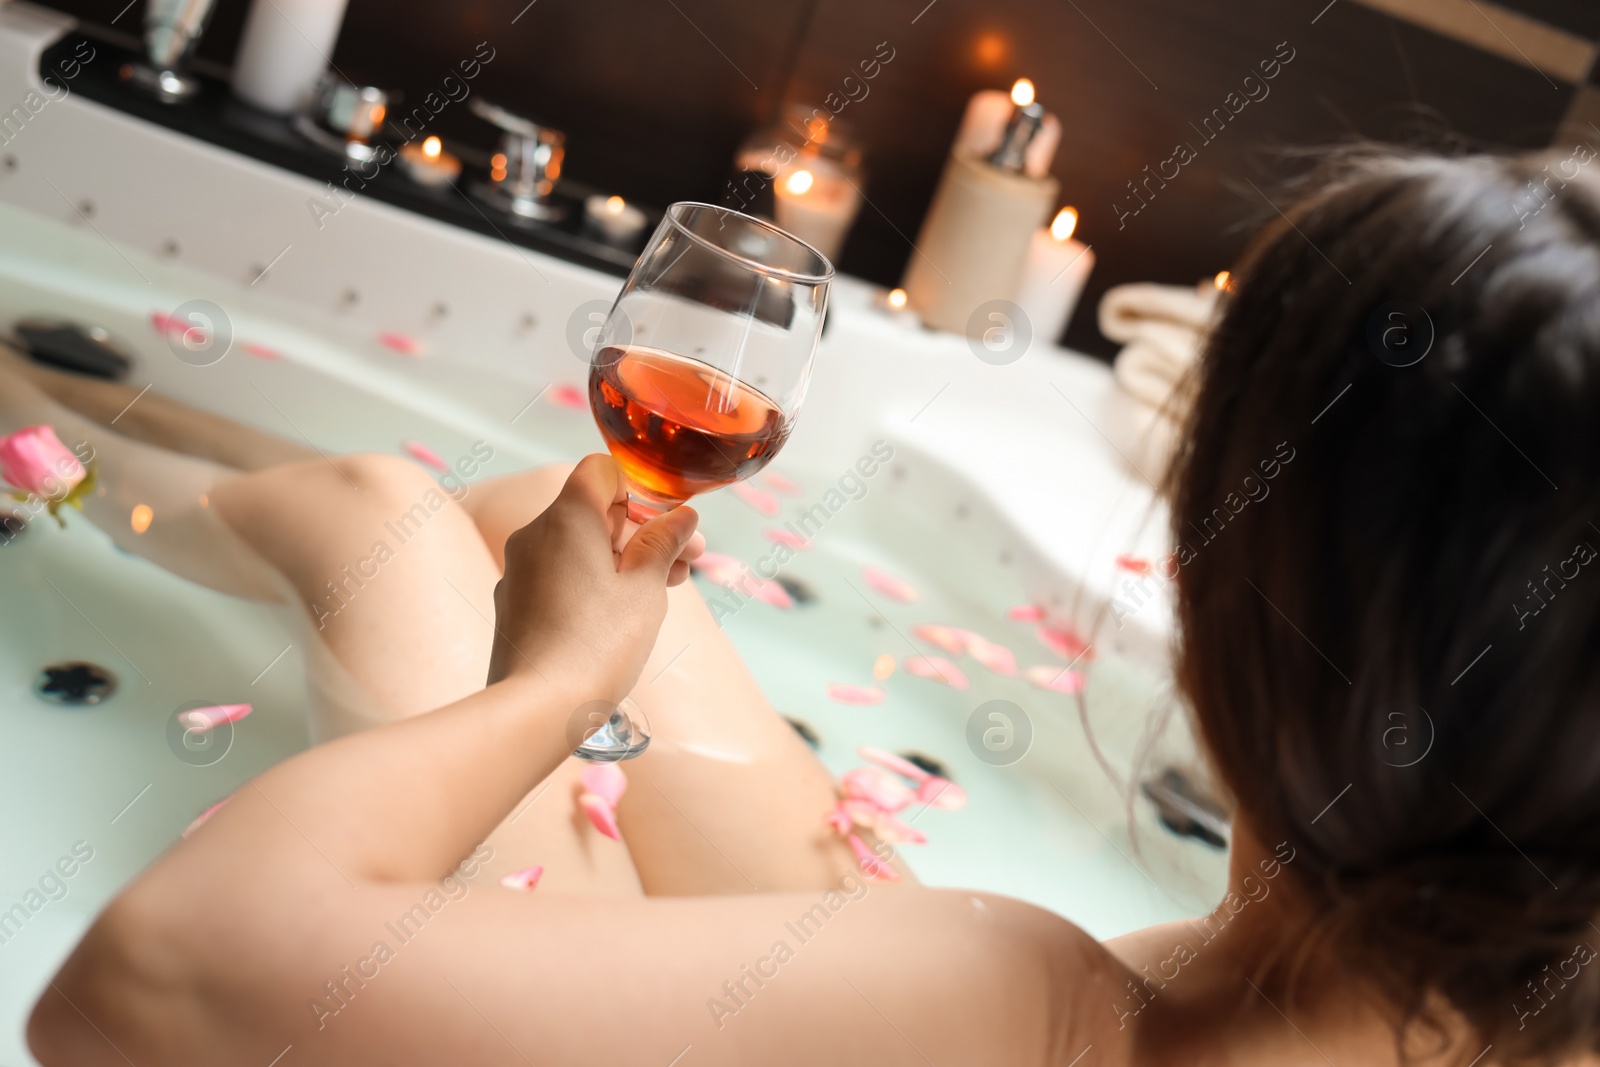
832;887;1139;1067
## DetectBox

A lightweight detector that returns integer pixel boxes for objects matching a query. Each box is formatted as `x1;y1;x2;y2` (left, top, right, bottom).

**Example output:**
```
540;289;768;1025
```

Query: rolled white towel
1100;282;1219;341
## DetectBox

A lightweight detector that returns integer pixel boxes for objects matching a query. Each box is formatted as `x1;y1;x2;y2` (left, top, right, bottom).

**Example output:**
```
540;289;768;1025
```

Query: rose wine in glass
587;202;832;524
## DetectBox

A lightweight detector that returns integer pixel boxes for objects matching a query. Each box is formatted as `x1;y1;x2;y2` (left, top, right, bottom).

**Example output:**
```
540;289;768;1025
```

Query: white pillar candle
231;0;351;115
1014;207;1096;346
952;79;1061;179
772;163;859;263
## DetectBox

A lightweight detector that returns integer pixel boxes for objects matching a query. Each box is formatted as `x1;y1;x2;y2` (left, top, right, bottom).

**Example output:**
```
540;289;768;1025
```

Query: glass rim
663;201;836;285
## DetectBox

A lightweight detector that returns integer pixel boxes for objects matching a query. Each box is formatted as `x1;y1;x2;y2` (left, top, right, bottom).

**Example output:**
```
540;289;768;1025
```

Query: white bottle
230;0;351;115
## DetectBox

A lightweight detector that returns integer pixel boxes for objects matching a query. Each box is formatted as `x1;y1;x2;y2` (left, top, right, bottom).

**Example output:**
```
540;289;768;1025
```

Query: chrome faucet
469;99;566;222
124;0;219;102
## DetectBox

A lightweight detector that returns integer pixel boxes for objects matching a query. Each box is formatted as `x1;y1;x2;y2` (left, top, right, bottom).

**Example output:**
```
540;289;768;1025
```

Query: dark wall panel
36;0;1584;356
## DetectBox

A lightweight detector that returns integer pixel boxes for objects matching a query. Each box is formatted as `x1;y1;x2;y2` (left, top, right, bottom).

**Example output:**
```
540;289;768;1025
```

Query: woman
23;148;1600;1066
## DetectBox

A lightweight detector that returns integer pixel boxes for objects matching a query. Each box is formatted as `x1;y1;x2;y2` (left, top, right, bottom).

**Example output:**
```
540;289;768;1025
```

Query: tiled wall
42;0;1597;356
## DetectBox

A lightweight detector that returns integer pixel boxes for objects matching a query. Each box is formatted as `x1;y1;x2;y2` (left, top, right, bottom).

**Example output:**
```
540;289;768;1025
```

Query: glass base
572;702;652;762
625;488;683;525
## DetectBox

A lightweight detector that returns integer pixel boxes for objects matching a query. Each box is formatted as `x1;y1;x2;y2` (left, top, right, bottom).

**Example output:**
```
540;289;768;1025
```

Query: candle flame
786;169;815;195
1010;78;1035;107
1051;207;1078;242
422;136;442;160
1214;270;1233;291
887;288;908;310
130;504;153;534
605;195;626;215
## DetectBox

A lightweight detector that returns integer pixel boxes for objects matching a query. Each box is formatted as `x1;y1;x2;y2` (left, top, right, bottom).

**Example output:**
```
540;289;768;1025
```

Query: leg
207;455;642;896
463;468;870;896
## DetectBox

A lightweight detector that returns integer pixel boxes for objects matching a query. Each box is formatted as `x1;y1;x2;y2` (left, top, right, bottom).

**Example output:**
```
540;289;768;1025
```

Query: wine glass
588;201;833;524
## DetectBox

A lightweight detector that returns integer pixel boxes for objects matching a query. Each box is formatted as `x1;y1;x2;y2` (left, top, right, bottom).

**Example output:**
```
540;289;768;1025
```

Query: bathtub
0;6;1223;1063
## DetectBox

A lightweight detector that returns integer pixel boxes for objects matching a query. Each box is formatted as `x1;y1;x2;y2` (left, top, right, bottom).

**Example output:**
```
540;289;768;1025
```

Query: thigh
212;453;642;896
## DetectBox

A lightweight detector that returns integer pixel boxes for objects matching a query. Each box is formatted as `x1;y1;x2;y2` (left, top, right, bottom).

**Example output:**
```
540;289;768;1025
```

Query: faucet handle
470;99;567;222
123;0;220;102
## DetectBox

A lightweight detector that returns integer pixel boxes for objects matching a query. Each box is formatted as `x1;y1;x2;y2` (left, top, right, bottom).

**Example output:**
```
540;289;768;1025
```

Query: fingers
620;506;699;580
559;454;628;521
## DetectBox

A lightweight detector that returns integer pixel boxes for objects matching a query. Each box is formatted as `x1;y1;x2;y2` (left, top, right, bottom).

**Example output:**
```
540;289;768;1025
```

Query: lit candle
952;78;1061;178
584;194;649;243
1014;207;1096;346
397;136;461;188
772;161;859;262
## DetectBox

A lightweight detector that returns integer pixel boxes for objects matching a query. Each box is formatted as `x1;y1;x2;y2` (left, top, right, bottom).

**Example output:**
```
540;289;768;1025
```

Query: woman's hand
486;454;702;699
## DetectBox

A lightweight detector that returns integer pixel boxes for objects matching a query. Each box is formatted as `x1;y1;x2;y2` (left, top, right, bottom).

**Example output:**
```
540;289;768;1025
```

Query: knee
331;453;447;513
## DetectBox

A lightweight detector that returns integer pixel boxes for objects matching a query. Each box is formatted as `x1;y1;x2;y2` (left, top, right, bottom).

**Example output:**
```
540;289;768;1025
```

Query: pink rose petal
177;703;253;732
962;633;1017;676
182;796;230;838
578;793;621;841
848;833;898;881
731;482;780;517
580;762;627;806
241;341;281;360
762;471;801;495
762;527;811;549
1008;604;1046;622
862;565;920;604
873;812;928;845
1025;664;1086;694
915;777;968;811
903;655;969;690
377;331;425;357
827;683;885;706
1036;623;1094;662
548;384;587;410
402;439;449;473
857;746;930;782
841;766;915;812
500;865;544;891
1115;554;1154;575
749;578;794;609
825;802;854;835
910;623;967;656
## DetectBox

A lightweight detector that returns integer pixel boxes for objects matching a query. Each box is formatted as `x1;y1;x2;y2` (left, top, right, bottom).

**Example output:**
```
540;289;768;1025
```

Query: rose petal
873;812;928;845
857;746;930;782
578;793;622;841
1036;624;1094;662
910;623;967;656
825;802;854;835
827;683;885;706
1115;554;1154;575
500;865;544;891
579;762;627;807
762;527;811;549
749;578;794;609
903;655;969;690
177;703;253;732
915;777;968;811
847;833;898;881
378;331;425;357
862;566;919;604
841;766;915;811
871;654;896;681
402;439;449;473
182;797;230;838
241;341;281;360
1007;604;1046;622
762;471;802;496
732;482;780;517
548;384;587;410
962;634;1017;676
1025;664;1086;694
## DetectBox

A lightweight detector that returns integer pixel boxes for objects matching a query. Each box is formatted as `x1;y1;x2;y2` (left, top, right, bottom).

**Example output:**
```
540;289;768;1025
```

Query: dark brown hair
1169;149;1600;1063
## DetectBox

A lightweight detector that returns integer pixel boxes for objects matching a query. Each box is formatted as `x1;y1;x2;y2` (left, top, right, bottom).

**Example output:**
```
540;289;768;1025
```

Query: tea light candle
397;136;461;188
772;165;858;262
585;195;648;243
1014;207;1096;346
